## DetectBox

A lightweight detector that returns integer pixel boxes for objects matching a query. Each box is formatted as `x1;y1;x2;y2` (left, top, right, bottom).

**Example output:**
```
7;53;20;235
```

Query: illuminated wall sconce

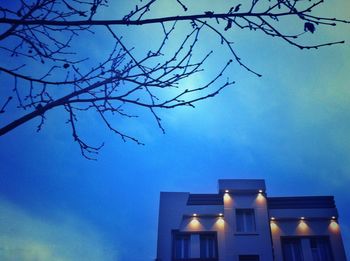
297;218;309;233
215;215;225;229
330;219;339;232
223;190;232;204
189;214;202;230
256;190;265;204
270;219;279;233
329;216;339;231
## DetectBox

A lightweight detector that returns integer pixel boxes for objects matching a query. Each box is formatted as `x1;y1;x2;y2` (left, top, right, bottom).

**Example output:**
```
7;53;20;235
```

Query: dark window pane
200;234;217;258
282;238;304;261
236;209;256;232
174;234;190;259
236;211;245;232
310;237;333;261
239;254;260;261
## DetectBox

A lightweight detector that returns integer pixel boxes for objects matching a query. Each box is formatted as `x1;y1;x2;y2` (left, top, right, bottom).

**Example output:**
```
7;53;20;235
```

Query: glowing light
270;221;279;233
189;217;201;230
193;213;197;217
297;220;310;234
258;189;263;193
299;221;307;229
270;217;275;221
224;190;229;193
329;220;339;233
219;213;223;216
255;192;265;205
300;217;305;220
223;192;232;204
331;216;336;220
214;217;225;229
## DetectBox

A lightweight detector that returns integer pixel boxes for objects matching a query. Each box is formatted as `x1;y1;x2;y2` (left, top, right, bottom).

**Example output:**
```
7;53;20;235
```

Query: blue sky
0;1;350;260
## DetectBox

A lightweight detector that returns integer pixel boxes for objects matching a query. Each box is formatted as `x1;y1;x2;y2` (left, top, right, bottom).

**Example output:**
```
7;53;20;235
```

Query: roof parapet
218;179;266;194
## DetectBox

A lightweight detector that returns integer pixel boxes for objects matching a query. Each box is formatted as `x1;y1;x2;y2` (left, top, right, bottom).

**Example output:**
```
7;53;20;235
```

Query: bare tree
0;0;348;159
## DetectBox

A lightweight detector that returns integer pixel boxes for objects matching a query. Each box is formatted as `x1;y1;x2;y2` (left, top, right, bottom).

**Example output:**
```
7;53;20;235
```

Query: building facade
156;179;347;261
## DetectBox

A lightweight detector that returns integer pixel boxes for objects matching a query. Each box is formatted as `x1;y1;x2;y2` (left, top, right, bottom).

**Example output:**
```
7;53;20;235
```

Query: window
172;232;218;260
174;234;190;259
310;237;333;261
239;255;260;261
282;238;303;261
200;234;217;259
236;209;256;232
282;236;334;261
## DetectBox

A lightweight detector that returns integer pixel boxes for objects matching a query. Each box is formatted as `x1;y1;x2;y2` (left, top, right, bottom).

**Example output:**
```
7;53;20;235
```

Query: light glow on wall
270;220;280;233
214;217;225;230
223;192;232;204
329;220;340;233
297;220;310;234
188;217;203;231
255;192;266;205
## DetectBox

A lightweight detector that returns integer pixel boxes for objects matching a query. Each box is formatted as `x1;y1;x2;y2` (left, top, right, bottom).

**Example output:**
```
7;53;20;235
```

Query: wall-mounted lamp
300;216;305;220
258;189;263;193
270;217;276;221
330;219;339;232
193;213;197;217
219;213;223;217
224;190;229;193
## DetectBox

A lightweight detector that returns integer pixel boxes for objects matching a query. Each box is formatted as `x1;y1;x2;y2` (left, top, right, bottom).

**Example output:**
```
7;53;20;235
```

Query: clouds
0;199;117;261
0;0;350;260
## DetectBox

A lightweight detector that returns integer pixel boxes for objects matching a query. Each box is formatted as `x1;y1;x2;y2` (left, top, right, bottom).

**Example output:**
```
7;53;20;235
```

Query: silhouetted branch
0;0;348;159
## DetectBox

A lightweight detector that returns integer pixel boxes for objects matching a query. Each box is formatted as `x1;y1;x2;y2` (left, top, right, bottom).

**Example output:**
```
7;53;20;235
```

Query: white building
156;179;346;261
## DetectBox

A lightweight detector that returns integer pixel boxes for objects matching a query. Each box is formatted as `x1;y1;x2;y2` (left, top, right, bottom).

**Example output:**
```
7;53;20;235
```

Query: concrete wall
156;192;189;261
270;208;347;261
218;179;273;260
222;192;274;260
156;192;224;261
156;180;347;261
